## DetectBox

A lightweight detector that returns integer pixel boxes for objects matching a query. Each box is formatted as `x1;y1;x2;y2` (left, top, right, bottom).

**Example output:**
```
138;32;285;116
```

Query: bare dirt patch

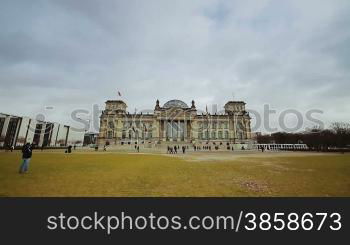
240;181;270;193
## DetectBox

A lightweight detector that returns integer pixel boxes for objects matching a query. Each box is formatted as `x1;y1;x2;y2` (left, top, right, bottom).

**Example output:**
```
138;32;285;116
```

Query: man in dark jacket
19;143;32;174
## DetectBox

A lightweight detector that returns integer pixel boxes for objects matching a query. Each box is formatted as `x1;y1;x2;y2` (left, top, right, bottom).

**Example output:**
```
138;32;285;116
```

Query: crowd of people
12;141;249;174
167;145;188;154
165;144;242;154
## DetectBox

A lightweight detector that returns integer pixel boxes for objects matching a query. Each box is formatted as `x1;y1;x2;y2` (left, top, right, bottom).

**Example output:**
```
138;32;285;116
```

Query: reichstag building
98;99;252;146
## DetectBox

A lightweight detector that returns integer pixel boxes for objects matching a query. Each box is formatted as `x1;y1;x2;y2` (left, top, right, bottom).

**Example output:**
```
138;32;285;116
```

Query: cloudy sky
1;0;349;132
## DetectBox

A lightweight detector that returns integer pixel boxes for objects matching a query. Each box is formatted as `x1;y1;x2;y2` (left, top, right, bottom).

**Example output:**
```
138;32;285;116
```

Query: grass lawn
0;151;349;197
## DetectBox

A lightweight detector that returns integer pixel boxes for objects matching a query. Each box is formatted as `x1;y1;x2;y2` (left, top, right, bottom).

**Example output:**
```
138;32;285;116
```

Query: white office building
0;113;84;148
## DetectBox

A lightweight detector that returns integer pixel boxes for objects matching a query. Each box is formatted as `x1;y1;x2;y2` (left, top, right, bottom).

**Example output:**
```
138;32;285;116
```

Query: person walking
67;145;72;153
19;143;32;174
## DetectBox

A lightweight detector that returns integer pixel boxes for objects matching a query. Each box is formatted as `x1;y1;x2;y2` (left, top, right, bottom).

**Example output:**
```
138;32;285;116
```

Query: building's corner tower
105;100;127;114
224;101;252;143
224;101;246;115
98;100;127;146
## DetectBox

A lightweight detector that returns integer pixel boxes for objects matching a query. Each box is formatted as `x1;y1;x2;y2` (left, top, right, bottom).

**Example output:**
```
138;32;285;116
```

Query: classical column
162;120;166;141
169;121;172;141
163;120;167;141
172;121;176;141
183;120;187;142
177;120;180;141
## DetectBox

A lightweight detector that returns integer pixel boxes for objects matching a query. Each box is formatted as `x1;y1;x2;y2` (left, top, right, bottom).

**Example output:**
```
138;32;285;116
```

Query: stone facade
98;99;252;146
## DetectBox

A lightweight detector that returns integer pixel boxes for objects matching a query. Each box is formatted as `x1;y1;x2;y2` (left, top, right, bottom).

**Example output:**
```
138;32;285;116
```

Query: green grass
0;151;349;197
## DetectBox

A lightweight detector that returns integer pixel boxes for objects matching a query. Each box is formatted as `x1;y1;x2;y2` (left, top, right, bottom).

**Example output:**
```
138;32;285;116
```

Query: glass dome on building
163;99;189;109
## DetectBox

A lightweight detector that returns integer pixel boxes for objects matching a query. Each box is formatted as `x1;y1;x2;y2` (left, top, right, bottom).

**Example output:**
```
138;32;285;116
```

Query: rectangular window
204;121;208;129
198;131;203;140
218;131;222;139
122;130;126;139
108;121;114;129
123;121;127;129
107;131;113;139
225;131;229;139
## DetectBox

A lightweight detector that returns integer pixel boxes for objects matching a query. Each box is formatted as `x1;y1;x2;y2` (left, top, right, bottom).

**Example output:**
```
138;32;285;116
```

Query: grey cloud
0;0;349;132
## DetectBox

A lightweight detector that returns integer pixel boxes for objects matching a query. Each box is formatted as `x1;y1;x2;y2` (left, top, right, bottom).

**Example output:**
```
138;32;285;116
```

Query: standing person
19;143;32;174
174;145;177;154
73;145;76;150
182;146;185;154
137;146;140;152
